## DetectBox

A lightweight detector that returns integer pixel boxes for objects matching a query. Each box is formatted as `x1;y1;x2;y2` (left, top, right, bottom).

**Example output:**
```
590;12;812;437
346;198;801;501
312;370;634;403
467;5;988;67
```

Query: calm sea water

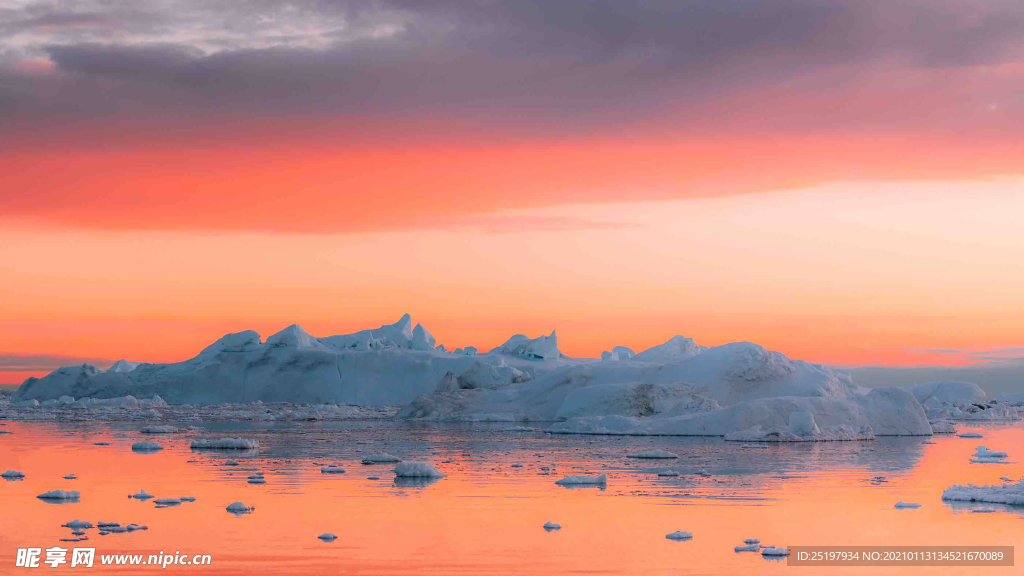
1;419;1021;575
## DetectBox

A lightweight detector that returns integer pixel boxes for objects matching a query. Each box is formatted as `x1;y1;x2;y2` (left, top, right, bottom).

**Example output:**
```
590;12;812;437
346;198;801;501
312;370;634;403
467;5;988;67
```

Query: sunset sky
2;1;1023;385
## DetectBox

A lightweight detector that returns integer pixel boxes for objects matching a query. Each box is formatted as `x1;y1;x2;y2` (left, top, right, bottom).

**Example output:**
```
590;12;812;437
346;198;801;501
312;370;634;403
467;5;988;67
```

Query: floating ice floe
71;530;85;536
63;520;93;529
971;446;1009;464
665;531;692;540
318;533;337;541
394;462;445;478
657;471;679;477
154;498;182;505
63;474;77;480
93;442;110;446
190;438;259;450
321;466;346;474
762;547;790;556
543;522;561;531
180;496;196;502
226;502;253;514
2;470;25;479
972;508;997;513
367;476;380;480
942;480;1024;506
248;477;266;484
224;461;239;466
131;489;153;500
627;450;679;459
735;543;760;552
97;522;119;528
555;474;607;487
957;432;984;439
894;501;921;509
126;524;147;531
361;453;401;464
140;425;178;434
101;526;128;533
38;490;80;501
131;441;163;452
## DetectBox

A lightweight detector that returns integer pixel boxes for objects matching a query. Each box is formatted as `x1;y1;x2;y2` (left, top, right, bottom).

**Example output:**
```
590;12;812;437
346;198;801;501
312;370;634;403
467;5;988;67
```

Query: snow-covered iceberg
13;315;539;405
549;388;929;437
913;382;1020;423
724;411;875;442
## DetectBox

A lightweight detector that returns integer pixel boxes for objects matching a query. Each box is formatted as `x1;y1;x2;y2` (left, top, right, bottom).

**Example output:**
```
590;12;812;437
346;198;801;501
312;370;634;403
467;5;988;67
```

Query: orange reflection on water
0;421;1021;575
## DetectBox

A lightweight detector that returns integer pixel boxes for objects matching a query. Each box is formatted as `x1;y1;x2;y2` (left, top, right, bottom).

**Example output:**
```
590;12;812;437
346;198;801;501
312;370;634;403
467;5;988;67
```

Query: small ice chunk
37;489;80;500
103;526;128;533
744;538;760;544
971;446;1008;463
367;476;380;480
71;530;85;536
154;498;181;505
318;533;337;541
958;432;984;438
190;438;259;450
942;479;1024;505
180;496;196;502
131;489;154;500
321;466;346;474
543;521;561;531
93;442;110;446
226;502;253;514
394;462;445;478
140;425;178;434
555;474;607;486
972;508;997;513
63;474;77;480
894;501;921;509
98;522;120;528
224;461;239;466
735;544;760;552
511;464;523;468
2;470;25;479
248;478;266;484
657;471;679;477
131;441;163;452
627;450;679;459
665;531;693;540
361;453;402;464
63;520;93;529
762;547;790;556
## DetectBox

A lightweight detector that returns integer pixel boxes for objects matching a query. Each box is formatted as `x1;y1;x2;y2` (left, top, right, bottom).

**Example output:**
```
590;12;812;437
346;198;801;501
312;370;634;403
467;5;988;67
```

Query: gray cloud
2;0;1023;144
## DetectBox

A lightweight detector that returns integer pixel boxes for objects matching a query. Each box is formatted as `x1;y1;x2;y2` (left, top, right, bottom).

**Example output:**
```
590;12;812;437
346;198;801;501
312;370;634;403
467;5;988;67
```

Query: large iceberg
7;318;959;438
399;336;931;437
13;315;541;405
912;382;1020;423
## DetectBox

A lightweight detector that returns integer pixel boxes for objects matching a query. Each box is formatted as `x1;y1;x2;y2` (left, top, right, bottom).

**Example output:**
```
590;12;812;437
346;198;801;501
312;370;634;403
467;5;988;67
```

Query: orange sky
3;179;1024;383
